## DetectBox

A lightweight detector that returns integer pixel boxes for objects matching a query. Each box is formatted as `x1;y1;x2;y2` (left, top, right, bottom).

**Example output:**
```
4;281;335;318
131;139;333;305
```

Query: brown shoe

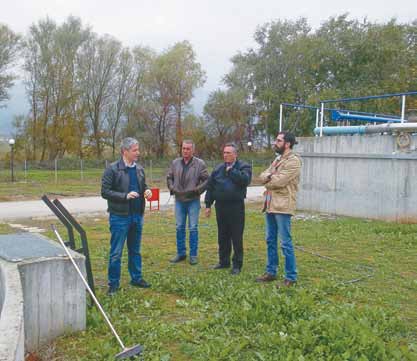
276;279;296;289
256;273;277;283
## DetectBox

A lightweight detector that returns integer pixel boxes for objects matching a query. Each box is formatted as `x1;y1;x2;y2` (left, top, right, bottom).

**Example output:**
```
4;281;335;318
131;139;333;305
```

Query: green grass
0;166;267;201
4;204;416;360
0;168;168;201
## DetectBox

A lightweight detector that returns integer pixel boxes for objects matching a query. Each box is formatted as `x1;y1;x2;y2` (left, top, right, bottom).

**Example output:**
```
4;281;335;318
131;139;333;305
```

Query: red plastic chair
147;188;160;211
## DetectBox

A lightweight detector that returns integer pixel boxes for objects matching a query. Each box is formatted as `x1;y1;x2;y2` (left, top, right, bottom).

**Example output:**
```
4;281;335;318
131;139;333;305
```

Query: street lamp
9;138;15;182
247;141;252;152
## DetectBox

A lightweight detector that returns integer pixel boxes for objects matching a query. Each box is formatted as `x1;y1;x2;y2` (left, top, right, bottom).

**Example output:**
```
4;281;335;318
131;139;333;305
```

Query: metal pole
279;104;283;132
55;158;58;184
10;145;14;182
52;226;126;350
150;159;153;184
24;160;27;181
80;159;84;181
320;103;324;137
401;95;406;123
315;109;319;137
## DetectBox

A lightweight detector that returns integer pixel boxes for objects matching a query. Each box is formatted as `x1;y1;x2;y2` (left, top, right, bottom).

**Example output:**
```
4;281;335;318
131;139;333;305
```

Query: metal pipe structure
281;102;401;119
401;95;406;123
279;104;283;131
321;91;417;104
330;110;402;123
314;122;417;136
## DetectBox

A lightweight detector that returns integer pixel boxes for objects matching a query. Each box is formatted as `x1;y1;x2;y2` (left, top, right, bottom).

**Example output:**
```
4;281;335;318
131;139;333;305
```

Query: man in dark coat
204;143;252;275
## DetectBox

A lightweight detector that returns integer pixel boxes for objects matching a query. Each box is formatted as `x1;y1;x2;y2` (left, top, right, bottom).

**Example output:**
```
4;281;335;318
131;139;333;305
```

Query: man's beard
274;145;284;155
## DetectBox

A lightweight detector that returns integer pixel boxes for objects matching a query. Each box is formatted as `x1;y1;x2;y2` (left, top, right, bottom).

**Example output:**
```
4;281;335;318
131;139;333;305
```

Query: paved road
0;186;265;221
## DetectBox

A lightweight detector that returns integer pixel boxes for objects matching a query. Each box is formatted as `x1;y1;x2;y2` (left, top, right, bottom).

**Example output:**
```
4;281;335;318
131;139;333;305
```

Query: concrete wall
0;260;24;361
296;133;417;222
19;255;86;352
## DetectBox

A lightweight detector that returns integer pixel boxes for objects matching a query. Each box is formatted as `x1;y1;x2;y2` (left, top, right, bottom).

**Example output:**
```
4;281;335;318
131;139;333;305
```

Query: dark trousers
215;200;245;269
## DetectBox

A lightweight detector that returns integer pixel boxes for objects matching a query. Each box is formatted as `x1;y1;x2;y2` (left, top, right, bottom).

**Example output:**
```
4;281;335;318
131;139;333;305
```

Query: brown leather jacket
259;151;301;215
167;157;209;202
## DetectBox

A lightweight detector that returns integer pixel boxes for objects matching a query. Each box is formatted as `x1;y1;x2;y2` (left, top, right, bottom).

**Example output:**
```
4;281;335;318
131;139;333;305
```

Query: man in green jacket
256;132;301;287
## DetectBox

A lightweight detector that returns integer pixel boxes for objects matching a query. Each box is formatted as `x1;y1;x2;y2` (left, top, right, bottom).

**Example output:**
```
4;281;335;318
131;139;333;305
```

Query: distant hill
0;81;29;137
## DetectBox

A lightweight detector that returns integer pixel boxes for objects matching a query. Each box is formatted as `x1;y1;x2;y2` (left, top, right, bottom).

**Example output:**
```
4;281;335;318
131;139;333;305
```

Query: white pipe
320;103;324;137
401;95;406;123
279;104;283;132
365;122;417;133
315;109;319;137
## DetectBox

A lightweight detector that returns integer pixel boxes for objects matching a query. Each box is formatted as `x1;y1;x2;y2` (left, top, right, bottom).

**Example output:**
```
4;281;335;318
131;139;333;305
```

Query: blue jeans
175;199;200;257
265;213;297;281
108;213;143;288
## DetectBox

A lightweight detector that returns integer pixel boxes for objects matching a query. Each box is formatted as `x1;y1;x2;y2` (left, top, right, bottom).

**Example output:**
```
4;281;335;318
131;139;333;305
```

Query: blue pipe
281;103;401;119
322;91;417;103
314;126;367;135
331;110;402;123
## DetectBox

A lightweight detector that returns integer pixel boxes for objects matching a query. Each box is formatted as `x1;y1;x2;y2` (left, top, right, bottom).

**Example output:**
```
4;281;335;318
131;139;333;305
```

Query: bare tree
0;23;20;106
79;34;121;158
105;47;134;158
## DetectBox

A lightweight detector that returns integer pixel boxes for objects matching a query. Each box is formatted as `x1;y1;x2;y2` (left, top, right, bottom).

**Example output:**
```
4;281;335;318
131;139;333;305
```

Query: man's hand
127;191;139;199
144;189;153;200
205;208;211;218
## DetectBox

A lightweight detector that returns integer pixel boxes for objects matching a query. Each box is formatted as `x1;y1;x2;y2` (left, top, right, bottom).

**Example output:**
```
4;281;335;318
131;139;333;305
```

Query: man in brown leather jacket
256;132;301;288
167;140;208;265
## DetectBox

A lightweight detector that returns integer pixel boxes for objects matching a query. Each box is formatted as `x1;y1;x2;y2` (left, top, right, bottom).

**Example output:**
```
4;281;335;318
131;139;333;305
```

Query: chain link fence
0;157;272;185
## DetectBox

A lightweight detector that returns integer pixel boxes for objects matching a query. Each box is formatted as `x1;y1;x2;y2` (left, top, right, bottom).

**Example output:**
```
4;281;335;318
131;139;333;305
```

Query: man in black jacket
101;137;153;295
205;143;252;275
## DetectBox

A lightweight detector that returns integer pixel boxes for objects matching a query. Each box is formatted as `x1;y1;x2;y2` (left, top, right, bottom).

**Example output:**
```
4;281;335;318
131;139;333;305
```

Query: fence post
150;159;153;184
55;158;58;184
80;159;84;181
24;160;27;182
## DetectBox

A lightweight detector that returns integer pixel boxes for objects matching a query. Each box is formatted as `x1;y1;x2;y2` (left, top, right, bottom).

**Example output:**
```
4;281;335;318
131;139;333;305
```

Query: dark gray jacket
101;159;149;216
204;159;252;207
167;156;209;202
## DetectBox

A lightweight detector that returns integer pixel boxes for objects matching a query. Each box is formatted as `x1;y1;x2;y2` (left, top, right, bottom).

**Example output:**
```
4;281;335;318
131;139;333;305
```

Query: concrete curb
0;259;24;361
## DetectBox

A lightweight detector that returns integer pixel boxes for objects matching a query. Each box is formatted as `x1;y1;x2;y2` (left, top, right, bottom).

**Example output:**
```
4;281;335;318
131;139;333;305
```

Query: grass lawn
2;203;416;360
0;168;167;201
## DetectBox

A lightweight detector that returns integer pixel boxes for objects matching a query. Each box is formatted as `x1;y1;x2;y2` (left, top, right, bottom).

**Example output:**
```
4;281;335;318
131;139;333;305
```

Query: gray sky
1;0;416;135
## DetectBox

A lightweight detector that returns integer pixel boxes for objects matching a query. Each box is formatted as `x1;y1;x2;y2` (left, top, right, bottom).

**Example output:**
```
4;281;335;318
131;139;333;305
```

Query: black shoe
170;254;186;263
130;279;151;288
212;263;230;270
189;256;198;265
107;286;119;295
230;268;241;275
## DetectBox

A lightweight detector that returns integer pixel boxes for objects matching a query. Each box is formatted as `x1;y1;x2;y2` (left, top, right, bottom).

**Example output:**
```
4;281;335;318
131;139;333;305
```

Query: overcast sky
1;0;416;135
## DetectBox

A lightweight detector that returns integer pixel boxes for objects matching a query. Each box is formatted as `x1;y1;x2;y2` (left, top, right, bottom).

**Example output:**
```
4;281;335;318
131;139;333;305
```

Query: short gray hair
182;139;195;150
120;137;139;152
224;142;237;154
